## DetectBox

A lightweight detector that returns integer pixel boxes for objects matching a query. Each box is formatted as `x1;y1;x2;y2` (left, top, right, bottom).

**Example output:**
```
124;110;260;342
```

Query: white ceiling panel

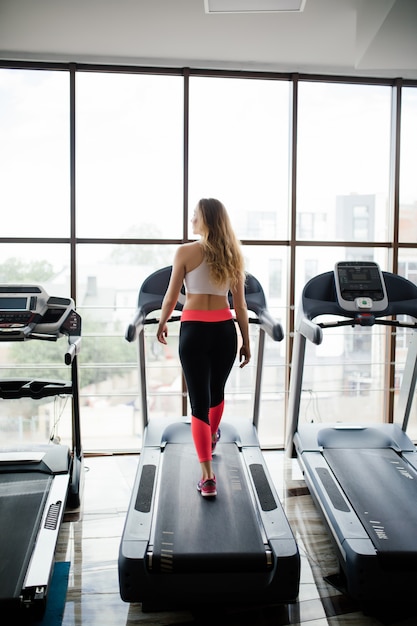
0;0;415;78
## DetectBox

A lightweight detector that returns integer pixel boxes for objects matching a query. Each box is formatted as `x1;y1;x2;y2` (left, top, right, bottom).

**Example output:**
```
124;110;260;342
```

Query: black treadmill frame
118;267;300;610
286;266;417;606
0;284;83;615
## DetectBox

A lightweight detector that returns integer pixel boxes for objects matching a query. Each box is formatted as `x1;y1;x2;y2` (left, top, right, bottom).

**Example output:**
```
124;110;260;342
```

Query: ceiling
1;0;416;79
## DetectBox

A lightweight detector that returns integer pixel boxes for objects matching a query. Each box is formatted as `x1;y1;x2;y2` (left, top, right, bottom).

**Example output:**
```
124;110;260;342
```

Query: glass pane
297;82;392;242
399;87;417;242
76;243;177;450
0;396;75;448
0;68;70;237
0;244;72;447
0;243;70;294
244;246;288;446
76;72;183;239
188;76;290;240
294;246;389;427
298;325;388;425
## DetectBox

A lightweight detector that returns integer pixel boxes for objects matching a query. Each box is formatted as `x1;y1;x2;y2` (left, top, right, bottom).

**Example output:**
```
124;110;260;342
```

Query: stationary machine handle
126;267;284;344
258;308;284;342
298;318;323;345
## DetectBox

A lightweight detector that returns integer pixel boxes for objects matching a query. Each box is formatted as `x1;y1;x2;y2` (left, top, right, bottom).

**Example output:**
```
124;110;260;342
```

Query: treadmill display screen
334;261;388;312
0;297;28;310
338;266;383;297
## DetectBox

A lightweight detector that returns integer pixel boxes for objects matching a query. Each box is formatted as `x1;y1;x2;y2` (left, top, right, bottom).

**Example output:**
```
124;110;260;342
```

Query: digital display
342;267;381;290
0;297;28;310
335;261;388;311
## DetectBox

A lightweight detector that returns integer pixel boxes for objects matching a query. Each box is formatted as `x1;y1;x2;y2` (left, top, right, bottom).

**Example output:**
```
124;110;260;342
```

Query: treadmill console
0;285;80;341
334;261;388;312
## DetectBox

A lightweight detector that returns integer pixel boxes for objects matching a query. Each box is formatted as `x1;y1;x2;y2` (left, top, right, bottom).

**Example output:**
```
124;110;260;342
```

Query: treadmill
0;284;83;616
118;266;300;611
286;261;417;606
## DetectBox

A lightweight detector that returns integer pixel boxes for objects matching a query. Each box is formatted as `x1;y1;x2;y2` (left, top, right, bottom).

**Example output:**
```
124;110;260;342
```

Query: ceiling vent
204;0;306;13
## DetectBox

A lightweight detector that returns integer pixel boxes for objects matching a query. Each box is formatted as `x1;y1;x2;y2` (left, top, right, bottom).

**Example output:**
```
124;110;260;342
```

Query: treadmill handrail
300;270;417;322
258;307;284;342
125;267;283;343
125;310;145;343
127;267;283;432
297;317;323;345
294;269;417;346
287;267;417;453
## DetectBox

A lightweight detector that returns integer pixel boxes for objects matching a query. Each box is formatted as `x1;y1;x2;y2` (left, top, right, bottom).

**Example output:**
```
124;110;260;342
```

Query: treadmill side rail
120;447;161;546
23;473;70;590
299;450;371;543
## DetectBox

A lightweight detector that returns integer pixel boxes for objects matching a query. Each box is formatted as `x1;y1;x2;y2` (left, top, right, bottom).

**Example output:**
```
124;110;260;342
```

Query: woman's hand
156;324;168;344
239;344;251;368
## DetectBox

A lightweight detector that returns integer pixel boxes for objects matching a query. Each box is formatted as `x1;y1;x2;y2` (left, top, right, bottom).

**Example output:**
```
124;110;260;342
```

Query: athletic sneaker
212;428;221;453
197;476;217;497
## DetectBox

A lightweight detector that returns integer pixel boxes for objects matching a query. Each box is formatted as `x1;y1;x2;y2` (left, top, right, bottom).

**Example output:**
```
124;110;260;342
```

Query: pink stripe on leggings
181;308;233;322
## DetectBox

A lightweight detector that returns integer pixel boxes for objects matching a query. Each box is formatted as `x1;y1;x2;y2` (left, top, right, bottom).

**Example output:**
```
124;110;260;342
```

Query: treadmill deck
323;447;417;563
152;442;269;573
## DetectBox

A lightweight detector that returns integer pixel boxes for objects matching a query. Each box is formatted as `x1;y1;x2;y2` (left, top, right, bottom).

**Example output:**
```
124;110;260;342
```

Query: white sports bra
184;258;230;296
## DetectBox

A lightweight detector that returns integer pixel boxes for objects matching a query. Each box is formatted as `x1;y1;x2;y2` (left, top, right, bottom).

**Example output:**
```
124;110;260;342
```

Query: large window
0;64;416;451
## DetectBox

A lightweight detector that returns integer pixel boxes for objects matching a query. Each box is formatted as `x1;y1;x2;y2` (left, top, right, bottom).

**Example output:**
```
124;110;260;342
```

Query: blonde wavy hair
197;198;244;290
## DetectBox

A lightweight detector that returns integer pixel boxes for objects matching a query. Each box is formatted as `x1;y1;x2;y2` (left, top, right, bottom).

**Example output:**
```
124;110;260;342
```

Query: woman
156;198;251;497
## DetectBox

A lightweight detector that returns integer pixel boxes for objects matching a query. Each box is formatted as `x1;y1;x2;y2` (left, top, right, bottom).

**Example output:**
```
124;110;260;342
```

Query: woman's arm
231;275;251;368
156;247;186;344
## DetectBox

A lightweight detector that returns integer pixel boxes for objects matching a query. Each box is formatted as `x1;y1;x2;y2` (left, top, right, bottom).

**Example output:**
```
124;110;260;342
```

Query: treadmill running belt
324;448;417;565
0;473;51;600
152;442;268;573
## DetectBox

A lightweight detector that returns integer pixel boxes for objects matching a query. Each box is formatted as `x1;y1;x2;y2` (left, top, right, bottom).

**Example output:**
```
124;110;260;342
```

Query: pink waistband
181;308;233;322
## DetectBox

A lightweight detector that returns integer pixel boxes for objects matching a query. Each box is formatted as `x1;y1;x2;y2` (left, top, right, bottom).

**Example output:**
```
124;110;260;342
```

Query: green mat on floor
33;562;70;626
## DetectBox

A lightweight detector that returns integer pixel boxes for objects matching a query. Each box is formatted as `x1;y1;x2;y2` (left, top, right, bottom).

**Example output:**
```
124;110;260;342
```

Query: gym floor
57;451;415;626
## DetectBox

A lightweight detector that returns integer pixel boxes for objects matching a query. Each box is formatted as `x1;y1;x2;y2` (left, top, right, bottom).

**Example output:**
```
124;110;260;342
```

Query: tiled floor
57;451;416;626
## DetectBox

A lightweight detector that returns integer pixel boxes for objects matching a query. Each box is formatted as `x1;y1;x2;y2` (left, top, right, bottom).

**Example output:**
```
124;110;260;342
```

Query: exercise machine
0;284;83;615
119;267;300;610
286;261;417;606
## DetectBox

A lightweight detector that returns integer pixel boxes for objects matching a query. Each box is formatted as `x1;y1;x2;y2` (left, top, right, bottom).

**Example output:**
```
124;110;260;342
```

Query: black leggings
179;319;237;424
